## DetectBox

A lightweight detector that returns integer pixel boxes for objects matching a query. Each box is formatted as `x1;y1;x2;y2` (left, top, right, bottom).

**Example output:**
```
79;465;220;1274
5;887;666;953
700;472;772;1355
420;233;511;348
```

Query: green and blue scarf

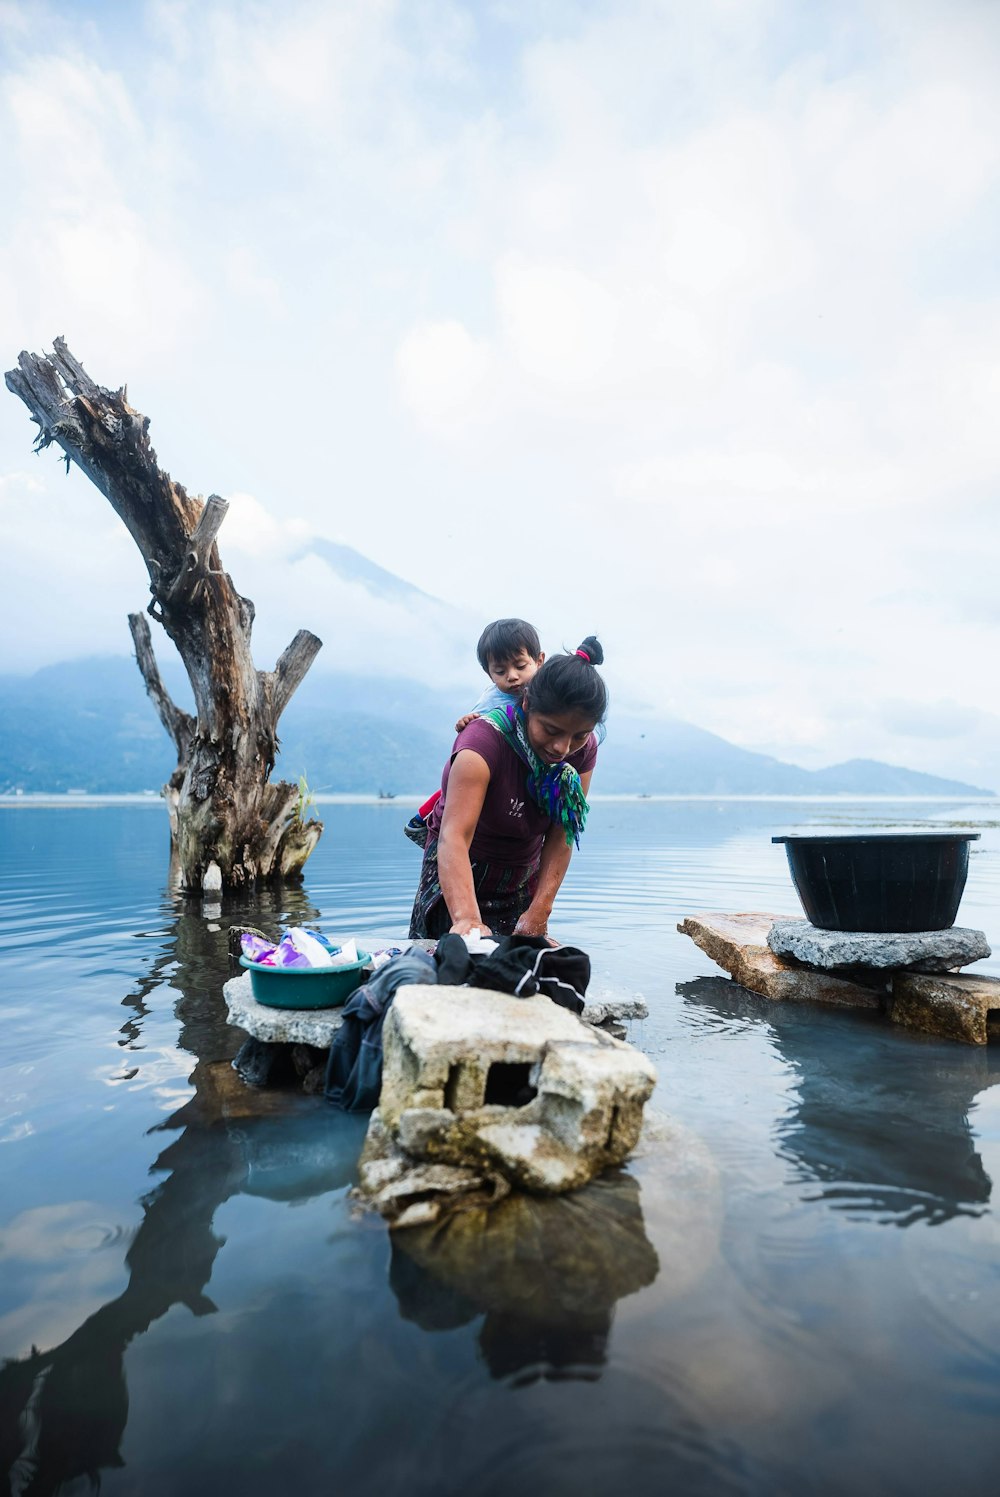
482;703;590;847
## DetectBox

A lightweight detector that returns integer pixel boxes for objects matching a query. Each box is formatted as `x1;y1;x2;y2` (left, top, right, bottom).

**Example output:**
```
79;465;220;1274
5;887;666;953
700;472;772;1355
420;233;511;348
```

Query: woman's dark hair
523;635;607;725
476;618;542;671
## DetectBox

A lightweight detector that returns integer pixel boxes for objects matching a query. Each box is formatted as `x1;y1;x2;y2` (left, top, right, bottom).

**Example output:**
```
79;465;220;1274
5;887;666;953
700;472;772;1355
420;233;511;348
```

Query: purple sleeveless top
426;717;598;870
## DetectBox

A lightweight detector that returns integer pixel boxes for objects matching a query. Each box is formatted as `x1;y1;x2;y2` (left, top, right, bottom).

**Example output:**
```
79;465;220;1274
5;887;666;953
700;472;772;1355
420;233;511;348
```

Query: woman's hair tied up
523;634;607;725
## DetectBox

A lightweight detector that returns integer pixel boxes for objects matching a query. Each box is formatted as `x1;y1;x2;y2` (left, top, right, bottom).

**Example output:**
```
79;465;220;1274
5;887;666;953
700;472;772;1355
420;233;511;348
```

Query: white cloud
1;0;999;788
395;319;492;428
221;491;312;560
0;49;205;361
496;255;620;385
222;247;287;317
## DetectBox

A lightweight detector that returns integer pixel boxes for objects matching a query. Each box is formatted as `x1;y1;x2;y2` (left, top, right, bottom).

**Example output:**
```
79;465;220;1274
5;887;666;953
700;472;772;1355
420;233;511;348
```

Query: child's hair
476;618;542;671
523;635;608;724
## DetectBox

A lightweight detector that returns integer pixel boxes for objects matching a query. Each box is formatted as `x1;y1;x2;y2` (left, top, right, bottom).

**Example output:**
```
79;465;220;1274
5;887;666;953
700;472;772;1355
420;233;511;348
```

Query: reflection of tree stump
0;885;355;1495
5;340;322;889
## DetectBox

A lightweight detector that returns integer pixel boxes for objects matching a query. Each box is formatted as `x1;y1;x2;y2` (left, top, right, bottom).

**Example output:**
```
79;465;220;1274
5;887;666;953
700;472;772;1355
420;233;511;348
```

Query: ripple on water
0;1203;138;1262
412;1366;766;1497
903;1222;1000;1382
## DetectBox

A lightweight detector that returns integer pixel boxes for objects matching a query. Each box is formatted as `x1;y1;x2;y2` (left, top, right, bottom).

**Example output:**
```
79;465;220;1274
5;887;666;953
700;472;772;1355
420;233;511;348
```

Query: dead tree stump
5;338;323;889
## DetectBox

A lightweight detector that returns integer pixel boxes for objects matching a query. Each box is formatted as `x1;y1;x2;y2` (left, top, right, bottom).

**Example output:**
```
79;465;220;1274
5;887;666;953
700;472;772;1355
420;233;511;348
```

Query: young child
405;618;544;846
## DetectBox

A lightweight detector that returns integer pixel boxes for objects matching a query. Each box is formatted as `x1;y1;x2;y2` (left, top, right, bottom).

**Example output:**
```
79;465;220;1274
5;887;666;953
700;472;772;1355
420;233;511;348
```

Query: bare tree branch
264;630;324;727
128;613;195;759
165;494;230;605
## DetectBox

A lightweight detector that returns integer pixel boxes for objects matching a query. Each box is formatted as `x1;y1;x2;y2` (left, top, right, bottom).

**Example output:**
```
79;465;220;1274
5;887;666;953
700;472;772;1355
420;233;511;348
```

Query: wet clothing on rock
324;948;436;1113
325;936;591;1112
432;933;589;1014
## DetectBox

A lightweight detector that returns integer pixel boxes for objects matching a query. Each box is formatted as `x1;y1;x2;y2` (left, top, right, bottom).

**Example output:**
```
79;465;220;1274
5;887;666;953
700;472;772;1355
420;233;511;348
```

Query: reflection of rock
678;975;999;1226
232;1111;369;1202
376;986;656;1200
389;1169;659;1380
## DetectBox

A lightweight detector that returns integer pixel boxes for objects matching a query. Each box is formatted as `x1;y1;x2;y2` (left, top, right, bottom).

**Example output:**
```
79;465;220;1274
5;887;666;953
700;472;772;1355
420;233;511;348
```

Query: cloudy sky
1;0;998;785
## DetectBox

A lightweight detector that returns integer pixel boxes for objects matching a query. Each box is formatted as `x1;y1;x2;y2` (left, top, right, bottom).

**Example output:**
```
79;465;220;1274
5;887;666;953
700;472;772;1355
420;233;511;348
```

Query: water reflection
0;885;366;1497
389;1171;659;1383
679;976;999;1226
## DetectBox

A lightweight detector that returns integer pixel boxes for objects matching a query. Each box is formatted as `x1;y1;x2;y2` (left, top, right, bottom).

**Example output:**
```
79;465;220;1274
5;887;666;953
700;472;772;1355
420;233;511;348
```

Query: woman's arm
514;769;593;938
437;749;492;936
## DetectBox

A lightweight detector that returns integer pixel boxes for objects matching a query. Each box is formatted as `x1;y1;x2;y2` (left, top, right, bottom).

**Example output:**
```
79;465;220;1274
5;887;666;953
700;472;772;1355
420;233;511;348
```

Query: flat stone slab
891;972;1000;1045
768;920;990;973
678;912;883;1009
224;968;647;1050
581;991;648;1026
224;972;348;1046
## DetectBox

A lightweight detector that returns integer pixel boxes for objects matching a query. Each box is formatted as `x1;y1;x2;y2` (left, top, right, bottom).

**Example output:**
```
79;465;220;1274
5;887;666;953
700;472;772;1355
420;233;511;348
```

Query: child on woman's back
405;618;544;845
457;617;545;729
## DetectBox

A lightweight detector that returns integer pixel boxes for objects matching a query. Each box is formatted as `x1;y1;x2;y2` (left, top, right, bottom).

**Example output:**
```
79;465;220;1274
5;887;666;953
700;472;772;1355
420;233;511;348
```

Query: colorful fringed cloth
481;703;590;848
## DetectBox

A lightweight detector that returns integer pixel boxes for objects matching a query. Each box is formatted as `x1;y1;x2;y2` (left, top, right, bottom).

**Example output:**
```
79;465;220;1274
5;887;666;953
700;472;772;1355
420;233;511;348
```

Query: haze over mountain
0;656;991;799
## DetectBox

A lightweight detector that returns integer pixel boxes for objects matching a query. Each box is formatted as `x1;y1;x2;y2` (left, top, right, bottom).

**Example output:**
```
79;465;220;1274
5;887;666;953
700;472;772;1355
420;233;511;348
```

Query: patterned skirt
408;836;540;938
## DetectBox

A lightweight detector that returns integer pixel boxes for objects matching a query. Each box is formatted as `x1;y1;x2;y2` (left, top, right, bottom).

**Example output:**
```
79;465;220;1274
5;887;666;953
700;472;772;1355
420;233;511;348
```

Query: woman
409;636;607;939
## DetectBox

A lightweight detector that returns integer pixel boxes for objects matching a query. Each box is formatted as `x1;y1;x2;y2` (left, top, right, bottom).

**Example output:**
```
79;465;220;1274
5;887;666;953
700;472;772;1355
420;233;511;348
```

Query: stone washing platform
679;913;883;1009
679;912;1000;1045
767;920;990;973
223;969;650;1093
226;974;348;1048
224;971;649;1045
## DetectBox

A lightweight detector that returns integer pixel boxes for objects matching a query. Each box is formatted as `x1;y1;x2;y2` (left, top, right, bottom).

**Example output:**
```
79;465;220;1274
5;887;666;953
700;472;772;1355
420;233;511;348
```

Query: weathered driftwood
5;338;323;889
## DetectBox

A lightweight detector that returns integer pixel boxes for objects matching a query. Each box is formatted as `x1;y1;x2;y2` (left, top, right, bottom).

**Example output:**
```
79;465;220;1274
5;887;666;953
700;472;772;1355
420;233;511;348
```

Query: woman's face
524;706;596;765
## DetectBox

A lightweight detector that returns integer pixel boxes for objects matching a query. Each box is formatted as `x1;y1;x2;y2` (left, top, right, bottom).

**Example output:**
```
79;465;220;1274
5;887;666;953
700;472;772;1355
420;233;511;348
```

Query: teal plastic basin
239;954;371;1009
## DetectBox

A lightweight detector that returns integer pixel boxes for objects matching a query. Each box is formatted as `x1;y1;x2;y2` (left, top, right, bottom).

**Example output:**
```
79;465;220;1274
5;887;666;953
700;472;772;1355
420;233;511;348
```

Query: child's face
487;649;543;696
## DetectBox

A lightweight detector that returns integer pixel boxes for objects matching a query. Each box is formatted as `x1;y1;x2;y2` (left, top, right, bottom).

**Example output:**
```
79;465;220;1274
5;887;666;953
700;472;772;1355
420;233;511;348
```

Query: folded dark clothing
434;933;589;1014
326;935;591;1114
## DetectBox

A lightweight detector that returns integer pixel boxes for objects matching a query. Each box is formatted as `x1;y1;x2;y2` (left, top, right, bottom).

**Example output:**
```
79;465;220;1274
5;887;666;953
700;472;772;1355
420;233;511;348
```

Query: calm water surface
2;798;1000;1495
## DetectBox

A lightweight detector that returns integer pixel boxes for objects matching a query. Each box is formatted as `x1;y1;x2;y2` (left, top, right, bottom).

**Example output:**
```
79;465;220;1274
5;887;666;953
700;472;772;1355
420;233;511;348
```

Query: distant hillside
0;656;993;797
297;539;442;608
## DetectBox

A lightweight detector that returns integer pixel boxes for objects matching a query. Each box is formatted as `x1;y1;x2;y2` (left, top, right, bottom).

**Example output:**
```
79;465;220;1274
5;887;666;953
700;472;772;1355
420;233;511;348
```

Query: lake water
2;797;999;1495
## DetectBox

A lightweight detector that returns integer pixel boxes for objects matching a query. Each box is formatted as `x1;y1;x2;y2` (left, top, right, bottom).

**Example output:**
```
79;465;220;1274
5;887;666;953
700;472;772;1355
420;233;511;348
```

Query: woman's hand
449;916;493;937
512;911;558;945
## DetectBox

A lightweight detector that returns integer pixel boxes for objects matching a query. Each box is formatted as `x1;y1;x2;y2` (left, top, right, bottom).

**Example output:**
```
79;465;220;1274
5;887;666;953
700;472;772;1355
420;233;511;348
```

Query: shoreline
2;792;998;809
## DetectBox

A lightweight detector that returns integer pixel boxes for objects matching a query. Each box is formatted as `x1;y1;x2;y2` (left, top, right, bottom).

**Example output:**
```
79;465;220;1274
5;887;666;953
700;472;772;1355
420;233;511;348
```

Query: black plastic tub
771;833;980;933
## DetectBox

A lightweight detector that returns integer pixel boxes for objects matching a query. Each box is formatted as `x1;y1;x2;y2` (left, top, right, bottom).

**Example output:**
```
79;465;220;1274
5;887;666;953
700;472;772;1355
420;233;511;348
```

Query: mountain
0;658;178;794
600;717;991;798
0;656;993;798
297;539;442;608
805;758;987;796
